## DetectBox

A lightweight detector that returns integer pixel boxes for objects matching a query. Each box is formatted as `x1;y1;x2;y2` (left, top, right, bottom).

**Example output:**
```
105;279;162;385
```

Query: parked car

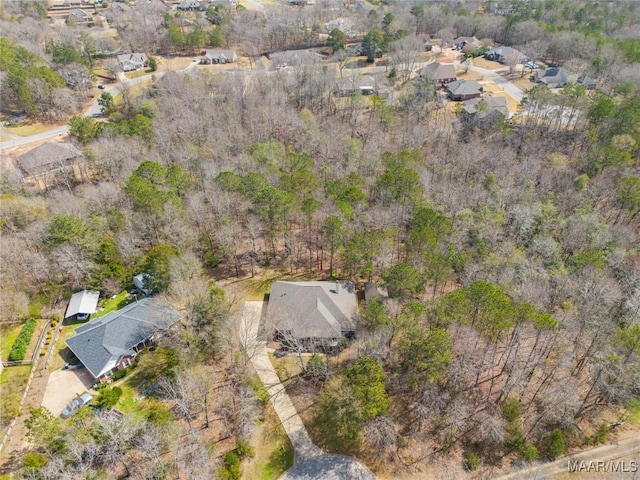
97;84;106;89
524;61;540;69
61;393;93;419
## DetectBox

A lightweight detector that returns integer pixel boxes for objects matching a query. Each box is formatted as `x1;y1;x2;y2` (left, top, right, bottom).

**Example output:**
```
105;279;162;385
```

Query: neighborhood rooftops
462;96;509;117
535;67;571;88
447;80;483;100
65;290;100;319
66;297;181;380
267;281;357;340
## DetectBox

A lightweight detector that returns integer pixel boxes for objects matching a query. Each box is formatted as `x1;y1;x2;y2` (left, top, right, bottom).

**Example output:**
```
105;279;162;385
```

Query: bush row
8;318;37;361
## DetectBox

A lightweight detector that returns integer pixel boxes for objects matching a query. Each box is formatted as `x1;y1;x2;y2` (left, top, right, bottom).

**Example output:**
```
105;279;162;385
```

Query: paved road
495;433;640;480
242;301;376;479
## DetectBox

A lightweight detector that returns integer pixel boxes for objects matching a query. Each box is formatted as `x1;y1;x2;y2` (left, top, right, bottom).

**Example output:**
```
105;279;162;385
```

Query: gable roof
66;298;180;379
486;46;524;60
420;62;456;81
117;53;147;67
65;290;100;319
17;142;83;176
577;73;596;88
203;49;237;61
462;96;509;117
267;281;357;339
337;75;376;92
536;67;571;86
447;80;482;96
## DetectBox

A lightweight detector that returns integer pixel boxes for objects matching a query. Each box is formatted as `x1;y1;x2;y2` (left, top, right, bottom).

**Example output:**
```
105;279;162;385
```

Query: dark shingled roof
267;281;356;339
420;62;456;82
66;298;180;379
17;143;82;176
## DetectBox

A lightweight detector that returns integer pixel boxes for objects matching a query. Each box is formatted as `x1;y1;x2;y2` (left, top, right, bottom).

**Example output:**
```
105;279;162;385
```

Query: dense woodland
1;0;640;478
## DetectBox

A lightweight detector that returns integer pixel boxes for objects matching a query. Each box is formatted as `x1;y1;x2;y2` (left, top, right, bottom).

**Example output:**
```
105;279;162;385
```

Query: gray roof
117;53;147;67
203;49;237;61
66;297;181;379
536;67;571;87
447;80;482;96
420;62;456;81
486;46;524;60
337;75;376;91
65;290;100;318
17;142;83;176
462;96;509;117
577;73;596;88
267;281;357;339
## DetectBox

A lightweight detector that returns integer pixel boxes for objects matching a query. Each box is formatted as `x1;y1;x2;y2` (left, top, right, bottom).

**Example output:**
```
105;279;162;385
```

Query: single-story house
117;53;148;72
266;281;357;349
67;8;92;23
484;46;525;64
65;290;100;321
177;0;202;11
535;67;571;88
453;36;481;51
577;73;596;90
419;62;456;86
66;297;181;382
460;97;509;128
335;75;377;96
200;49;237;64
447;80;483;101
269;50;323;70
17;142;86;191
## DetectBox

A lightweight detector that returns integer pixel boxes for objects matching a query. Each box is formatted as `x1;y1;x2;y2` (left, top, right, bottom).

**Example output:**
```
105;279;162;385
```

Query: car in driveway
524;61;540;69
61;393;93;419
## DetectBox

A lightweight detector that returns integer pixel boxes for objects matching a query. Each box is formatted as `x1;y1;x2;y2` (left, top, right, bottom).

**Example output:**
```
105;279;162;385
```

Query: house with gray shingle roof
200;49;237;64
266;281;357;349
117;53;148;72
535;67;571;88
17;142;85;191
66;297;181;382
485;46;525;64
419;62;456;86
577;73;596;90
447;80;483;101
335;75;377;96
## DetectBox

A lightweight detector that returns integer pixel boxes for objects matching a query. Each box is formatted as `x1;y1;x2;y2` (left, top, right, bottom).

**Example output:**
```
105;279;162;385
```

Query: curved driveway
241;301;376;480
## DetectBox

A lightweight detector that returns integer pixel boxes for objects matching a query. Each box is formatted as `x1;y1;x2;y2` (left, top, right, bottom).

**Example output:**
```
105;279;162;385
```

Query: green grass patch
6;123;58;137
627;397;640;425
261;440;294;480
0;365;31;426
0;324;23;361
8;318;37;361
93;290;130;318
123;68;153;80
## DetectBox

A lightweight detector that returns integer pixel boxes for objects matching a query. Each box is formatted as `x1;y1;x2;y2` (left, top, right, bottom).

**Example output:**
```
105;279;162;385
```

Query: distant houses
534;67;571;88
117;53;148;72
200;49;237;64
484;46;525;64
17;142;87;191
420;62;456;86
335;75;377;96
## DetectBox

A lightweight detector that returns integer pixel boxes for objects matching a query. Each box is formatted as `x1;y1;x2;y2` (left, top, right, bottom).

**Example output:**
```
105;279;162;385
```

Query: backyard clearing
41;368;95;416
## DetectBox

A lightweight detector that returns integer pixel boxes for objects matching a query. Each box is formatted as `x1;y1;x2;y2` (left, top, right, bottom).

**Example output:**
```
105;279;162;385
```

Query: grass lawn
6;123;59;136
124;68;154;80
0;365;31;427
0;324;23;361
93;290;130;318
243;403;294;480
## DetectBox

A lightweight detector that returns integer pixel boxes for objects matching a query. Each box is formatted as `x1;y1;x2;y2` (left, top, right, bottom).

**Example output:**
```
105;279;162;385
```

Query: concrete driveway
41;368;95;416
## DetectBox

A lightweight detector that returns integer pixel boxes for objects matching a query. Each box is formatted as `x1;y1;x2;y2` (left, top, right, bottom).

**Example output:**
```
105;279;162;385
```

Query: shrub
23;451;48;470
235;439;255;459
8;318;37;361
39;349;46;356
463;452;480;471
502;398;522;423
96;386;122;409
519;443;539;462
218;451;241;480
545;428;566;459
112;367;129;381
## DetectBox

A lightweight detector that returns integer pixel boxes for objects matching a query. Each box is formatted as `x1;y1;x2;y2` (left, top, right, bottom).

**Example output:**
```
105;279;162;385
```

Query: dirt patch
457;70;483;81
511;76;536;93
157;55;193;72
41;368;96;416
472;57;503;70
